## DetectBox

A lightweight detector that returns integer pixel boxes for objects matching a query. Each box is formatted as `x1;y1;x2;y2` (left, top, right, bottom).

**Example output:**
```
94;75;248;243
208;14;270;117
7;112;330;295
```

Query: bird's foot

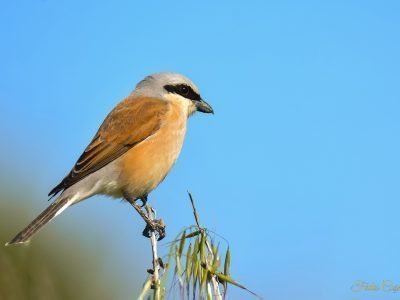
142;218;166;241
124;193;166;241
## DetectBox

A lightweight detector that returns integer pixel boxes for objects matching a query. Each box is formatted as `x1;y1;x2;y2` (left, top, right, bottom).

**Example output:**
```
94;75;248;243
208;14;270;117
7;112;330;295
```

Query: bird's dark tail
6;196;71;246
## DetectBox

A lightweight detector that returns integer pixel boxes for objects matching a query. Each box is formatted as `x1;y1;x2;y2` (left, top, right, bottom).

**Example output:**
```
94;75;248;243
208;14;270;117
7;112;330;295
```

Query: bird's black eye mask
164;84;201;101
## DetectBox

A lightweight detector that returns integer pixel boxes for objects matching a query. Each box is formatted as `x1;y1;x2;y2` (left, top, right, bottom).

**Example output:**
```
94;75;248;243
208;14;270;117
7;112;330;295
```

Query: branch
146;205;161;300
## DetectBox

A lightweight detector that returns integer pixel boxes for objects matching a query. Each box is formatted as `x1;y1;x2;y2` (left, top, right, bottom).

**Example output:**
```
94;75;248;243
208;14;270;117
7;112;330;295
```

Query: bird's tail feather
6;196;72;246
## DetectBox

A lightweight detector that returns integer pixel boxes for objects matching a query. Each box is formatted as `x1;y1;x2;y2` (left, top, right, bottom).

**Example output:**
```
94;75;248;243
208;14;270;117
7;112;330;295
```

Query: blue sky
1;1;400;299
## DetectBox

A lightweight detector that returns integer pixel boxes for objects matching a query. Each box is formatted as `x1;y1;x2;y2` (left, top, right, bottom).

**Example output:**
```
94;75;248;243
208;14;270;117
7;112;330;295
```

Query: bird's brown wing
48;96;169;197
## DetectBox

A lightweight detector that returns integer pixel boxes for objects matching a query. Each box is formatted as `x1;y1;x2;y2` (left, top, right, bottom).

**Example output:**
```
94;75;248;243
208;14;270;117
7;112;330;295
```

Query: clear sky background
1;1;399;299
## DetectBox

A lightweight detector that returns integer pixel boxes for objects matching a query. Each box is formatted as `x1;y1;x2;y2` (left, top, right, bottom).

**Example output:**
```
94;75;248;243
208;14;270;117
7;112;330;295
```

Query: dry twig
146;205;162;299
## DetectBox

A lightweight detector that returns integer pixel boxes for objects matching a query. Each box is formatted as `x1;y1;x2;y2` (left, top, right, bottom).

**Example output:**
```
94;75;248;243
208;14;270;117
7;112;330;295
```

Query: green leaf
185;230;201;239
161;227;191;290
200;233;206;263
175;245;182;277
193;258;199;294
178;230;186;258
198;259;204;297
193;235;200;256
210;271;262;299
212;243;220;271
224;247;231;275
185;244;192;284
137;278;152;300
223;247;231;292
200;262;208;296
192;250;199;286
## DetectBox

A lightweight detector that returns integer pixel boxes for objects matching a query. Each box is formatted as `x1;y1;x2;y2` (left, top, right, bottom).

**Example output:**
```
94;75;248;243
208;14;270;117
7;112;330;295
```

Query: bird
6;72;213;245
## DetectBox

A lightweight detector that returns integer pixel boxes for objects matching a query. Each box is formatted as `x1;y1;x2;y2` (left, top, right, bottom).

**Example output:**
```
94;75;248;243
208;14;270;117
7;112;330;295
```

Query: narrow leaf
175;245;182;277
198;259;205;297
192;251;199;287
212;243;220;271
193;235;200;256
185;244;192;284
223;247;231;293
211;272;262;299
200;233;206;263
178;230;186;258
200;262;208;295
185;230;201;239
137;278;152;300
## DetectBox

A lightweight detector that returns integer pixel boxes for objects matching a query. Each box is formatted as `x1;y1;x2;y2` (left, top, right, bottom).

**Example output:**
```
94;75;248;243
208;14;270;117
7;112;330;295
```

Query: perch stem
146;205;161;300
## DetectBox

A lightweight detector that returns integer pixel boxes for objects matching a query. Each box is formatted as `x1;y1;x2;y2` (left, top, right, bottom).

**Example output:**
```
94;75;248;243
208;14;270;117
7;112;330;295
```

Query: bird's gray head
133;72;213;115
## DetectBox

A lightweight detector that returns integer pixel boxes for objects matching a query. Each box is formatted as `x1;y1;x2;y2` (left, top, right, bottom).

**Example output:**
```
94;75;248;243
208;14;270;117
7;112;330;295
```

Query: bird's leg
124;194;166;241
137;195;148;207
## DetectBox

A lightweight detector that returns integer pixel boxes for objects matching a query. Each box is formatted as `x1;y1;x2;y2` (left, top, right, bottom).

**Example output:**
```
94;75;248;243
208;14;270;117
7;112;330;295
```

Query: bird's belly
119;125;186;198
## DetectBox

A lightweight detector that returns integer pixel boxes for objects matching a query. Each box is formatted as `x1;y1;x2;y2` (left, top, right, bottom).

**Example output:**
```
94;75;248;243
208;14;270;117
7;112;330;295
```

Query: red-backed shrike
7;72;213;245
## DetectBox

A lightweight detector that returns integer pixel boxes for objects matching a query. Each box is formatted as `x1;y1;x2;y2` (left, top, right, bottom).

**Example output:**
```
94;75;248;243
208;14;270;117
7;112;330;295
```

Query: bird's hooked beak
195;99;214;114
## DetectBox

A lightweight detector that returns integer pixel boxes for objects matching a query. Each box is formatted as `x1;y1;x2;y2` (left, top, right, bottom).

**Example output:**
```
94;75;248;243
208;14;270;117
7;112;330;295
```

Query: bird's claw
142;218;166;241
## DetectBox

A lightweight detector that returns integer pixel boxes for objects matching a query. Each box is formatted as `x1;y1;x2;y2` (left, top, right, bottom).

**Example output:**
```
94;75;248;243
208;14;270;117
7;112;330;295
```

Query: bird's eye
179;85;189;95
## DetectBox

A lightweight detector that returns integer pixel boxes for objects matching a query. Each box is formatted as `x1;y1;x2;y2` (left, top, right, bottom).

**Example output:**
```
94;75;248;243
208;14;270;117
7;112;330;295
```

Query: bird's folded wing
48;97;169;197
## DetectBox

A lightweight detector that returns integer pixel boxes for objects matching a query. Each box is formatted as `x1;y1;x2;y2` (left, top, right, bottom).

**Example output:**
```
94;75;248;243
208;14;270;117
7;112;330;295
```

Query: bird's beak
195;99;214;114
